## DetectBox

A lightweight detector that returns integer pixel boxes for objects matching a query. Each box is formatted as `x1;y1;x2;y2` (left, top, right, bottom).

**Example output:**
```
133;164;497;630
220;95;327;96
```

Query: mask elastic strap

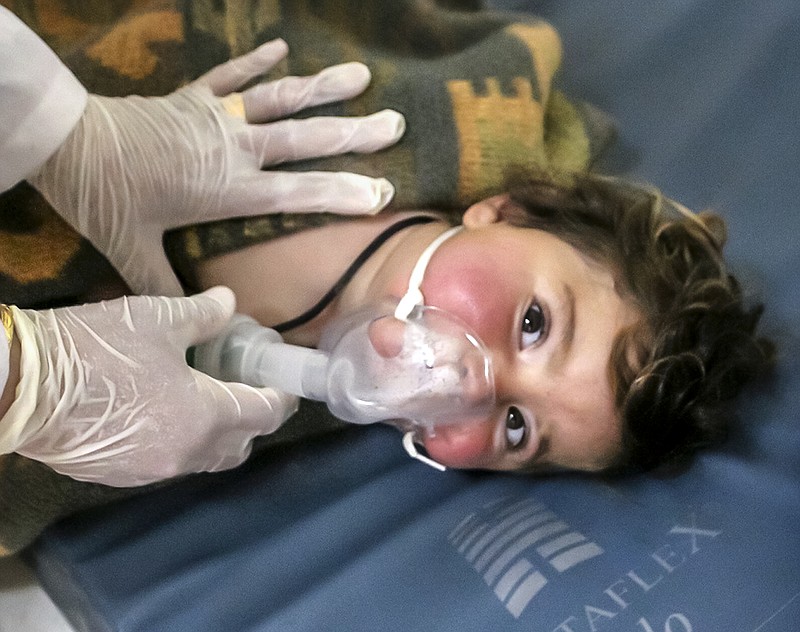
395;226;462;472
403;431;447;471
394;226;463;321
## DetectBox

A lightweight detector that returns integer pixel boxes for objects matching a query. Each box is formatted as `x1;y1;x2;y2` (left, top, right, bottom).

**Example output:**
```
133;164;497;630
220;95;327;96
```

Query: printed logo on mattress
443;490;798;632
449;496;608;619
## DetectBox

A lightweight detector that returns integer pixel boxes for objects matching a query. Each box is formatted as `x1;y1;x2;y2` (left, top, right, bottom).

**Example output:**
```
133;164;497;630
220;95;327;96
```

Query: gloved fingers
203;376;299;437
158;286;238;348
197;39;289;97
249;109;405;166
240;61;371;123
226;170;396;216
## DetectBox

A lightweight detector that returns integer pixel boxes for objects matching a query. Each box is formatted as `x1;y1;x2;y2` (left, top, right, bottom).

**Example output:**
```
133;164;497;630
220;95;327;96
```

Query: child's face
383;196;641;473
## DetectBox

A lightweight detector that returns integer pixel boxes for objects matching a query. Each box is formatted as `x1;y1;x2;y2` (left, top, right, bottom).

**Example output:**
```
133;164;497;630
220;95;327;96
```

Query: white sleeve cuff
0;7;88;192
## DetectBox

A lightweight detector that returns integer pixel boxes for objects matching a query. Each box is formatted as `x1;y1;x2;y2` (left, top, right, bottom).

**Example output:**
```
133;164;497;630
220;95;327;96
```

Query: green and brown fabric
0;0;614;554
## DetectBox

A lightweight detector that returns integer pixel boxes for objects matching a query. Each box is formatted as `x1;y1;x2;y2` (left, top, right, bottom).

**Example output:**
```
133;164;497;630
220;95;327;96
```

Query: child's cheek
423;262;513;347
423;420;496;469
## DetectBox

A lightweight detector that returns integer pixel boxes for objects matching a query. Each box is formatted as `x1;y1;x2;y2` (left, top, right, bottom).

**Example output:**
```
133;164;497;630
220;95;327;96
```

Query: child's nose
367;315;405;359
422;415;496;469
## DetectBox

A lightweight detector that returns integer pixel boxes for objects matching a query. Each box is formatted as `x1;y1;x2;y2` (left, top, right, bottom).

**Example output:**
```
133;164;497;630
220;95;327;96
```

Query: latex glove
1;287;295;487
29;39;405;296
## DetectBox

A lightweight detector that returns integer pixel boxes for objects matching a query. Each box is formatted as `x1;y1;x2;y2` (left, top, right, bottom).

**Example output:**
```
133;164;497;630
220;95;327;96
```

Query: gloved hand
28;38;405;296
1;287;295;487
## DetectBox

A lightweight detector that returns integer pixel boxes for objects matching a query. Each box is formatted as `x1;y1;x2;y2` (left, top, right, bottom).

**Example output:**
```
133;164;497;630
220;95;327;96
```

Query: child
185;170;775;475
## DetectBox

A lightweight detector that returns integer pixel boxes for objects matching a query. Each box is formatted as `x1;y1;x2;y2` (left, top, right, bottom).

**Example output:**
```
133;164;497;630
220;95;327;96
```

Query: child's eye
521;303;546;347
505;406;527;449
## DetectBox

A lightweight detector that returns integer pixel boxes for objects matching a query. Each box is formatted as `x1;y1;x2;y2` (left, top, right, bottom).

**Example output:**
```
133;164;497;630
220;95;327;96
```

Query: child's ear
462;194;512;228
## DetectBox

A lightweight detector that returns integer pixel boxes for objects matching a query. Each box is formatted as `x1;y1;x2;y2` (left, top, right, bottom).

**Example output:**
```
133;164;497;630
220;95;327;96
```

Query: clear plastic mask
321;225;496;469
318;299;495;468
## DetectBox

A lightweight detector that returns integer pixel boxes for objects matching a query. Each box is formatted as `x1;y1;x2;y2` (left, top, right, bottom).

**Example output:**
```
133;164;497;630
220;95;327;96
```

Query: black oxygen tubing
273;215;438;333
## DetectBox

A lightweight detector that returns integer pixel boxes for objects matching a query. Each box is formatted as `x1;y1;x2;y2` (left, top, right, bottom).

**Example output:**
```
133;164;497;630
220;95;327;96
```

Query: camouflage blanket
0;0;613;554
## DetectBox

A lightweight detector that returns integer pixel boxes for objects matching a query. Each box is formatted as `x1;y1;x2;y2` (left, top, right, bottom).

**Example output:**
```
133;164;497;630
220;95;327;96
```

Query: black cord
274;215;438;333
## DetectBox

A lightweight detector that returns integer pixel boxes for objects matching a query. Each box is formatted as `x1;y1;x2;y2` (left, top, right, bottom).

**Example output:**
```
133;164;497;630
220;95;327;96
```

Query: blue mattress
26;1;800;630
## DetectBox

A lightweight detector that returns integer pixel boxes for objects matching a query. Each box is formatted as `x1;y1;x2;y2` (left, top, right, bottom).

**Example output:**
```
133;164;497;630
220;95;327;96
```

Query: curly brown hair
501;170;775;473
